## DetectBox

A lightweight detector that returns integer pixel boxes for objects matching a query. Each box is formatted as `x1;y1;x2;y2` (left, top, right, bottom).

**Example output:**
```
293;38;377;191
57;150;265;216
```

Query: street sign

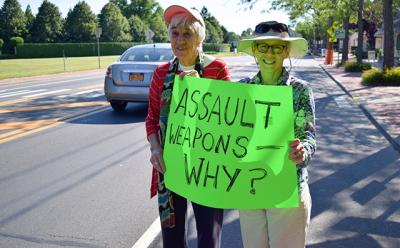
368;50;376;61
95;28;102;39
334;29;345;39
146;28;155;42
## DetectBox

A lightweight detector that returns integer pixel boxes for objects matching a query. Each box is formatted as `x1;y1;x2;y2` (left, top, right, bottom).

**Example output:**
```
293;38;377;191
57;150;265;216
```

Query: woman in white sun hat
237;21;316;248
145;4;230;248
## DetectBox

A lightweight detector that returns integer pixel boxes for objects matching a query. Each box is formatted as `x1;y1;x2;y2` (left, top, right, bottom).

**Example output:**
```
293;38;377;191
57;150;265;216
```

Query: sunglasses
255;43;287;55
254;21;289;34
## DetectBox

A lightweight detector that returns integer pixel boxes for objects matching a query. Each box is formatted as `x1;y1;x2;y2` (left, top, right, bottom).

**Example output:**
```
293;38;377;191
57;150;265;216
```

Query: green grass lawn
0;52;244;80
0;55;120;80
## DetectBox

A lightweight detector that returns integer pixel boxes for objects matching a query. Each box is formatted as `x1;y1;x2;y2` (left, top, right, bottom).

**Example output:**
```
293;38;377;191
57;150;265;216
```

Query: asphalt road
0;56;399;248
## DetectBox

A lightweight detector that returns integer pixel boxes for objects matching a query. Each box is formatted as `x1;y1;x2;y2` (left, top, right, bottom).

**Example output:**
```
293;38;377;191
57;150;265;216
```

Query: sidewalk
316;57;400;153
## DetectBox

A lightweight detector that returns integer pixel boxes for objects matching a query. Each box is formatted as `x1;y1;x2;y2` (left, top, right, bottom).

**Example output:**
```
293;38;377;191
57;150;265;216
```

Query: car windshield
120;47;174;62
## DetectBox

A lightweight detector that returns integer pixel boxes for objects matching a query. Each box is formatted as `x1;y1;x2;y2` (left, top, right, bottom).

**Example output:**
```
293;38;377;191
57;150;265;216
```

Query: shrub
344;61;372;72
0;39;4;48
362;68;384;85
362;67;400;86
383;67;400;85
10;37;24;46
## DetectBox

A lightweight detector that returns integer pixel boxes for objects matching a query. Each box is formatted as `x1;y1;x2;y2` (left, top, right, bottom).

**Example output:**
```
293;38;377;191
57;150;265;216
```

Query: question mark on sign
249;168;268;195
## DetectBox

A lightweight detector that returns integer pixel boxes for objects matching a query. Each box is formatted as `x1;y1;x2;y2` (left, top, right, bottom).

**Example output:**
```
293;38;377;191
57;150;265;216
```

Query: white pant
239;183;312;248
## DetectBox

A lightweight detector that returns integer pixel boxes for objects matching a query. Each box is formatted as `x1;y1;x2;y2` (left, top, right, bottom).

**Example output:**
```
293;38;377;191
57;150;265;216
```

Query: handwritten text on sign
164;76;298;209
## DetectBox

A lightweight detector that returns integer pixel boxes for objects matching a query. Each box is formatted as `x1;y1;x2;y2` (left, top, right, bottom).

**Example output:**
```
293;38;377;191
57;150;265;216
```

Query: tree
64;1;97;42
110;0;129;17
99;2;131;42
129;15;147;42
201;7;224;43
241;28;253;39
24;5;35;41
127;0;157;23
383;0;394;68
224;31;240;44
357;0;364;63
0;38;4;55
149;14;168;42
10;36;23;54
0;0;26;40
242;0;360;63
30;0;63;42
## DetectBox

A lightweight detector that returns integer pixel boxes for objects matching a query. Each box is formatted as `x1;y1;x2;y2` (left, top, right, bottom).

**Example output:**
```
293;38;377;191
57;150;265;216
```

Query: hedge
14;42;231;58
203;43;230;53
15;42;142;58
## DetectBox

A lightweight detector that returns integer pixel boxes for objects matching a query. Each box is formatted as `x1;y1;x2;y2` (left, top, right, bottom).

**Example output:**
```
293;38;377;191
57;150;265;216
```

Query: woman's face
170;24;200;65
253;40;289;72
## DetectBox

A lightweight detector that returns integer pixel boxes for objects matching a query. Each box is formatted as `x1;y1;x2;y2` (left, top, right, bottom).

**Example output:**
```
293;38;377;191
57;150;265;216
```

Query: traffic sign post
333;29;345;65
96;28;102;69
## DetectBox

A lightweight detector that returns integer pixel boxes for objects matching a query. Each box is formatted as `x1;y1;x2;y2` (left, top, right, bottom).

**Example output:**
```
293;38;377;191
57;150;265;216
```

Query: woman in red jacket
145;5;230;248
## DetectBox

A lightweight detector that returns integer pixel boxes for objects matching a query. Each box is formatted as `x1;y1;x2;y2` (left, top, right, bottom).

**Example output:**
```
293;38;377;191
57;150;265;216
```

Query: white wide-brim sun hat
238;31;308;58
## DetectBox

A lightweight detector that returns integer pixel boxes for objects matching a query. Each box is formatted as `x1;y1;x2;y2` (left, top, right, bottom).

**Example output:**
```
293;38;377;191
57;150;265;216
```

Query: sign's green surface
164;76;298;209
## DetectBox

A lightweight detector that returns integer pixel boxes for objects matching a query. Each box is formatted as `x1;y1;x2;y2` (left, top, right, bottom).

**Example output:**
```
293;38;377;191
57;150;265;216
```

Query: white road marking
87;93;103;98
0;75;103;91
72;89;102;95
23;89;71;98
0;90;30;97
58;89;103;98
132;218;161;248
0;89;47;98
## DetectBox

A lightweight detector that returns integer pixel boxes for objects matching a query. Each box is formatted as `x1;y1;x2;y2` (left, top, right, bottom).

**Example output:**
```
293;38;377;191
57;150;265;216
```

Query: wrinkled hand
179;70;200;80
289;139;306;165
150;146;165;173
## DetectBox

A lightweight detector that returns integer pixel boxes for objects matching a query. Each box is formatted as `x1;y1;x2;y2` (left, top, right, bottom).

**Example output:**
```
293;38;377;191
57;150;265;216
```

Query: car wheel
110;100;127;112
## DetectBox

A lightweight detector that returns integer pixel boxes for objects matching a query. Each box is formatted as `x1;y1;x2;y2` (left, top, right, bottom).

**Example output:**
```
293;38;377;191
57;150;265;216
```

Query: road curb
320;65;400;153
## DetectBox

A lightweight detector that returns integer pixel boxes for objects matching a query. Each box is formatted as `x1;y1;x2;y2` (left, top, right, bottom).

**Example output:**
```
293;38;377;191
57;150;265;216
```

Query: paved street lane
1;103;158;248
0;72;107;143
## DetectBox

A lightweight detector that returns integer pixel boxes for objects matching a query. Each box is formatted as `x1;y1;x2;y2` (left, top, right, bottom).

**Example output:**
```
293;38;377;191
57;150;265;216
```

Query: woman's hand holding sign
179;70;200;80
289;139;306;165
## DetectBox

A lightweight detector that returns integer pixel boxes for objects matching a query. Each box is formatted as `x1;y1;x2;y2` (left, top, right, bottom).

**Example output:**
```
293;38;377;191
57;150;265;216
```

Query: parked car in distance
104;43;174;111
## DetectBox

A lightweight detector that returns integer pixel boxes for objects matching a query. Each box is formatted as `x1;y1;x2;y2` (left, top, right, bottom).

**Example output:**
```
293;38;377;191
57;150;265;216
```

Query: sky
3;0;290;35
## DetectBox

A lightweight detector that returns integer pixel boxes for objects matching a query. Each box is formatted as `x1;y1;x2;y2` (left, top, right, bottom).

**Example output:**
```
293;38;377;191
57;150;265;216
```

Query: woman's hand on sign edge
150;145;165;173
289;139;305;165
179;70;200;80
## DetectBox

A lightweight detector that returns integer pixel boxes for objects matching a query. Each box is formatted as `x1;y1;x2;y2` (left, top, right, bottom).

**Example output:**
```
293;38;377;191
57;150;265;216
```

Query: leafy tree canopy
64;1;98;42
99;2;132;42
129;15;148;42
30;0;63;42
0;0;26;40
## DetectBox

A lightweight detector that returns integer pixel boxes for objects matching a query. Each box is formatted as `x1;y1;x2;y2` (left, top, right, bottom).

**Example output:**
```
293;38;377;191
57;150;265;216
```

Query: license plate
129;73;144;81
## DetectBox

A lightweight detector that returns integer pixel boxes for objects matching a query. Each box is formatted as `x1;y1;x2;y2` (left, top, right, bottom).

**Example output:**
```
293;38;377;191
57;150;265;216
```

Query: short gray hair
168;14;206;46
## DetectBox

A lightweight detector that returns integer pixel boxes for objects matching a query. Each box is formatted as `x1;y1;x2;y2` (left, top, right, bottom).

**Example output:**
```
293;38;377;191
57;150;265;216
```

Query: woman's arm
292;86;316;166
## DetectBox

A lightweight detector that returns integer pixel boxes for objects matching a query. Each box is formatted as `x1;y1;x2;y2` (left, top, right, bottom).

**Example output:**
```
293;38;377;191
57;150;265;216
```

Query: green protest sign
163;75;298;209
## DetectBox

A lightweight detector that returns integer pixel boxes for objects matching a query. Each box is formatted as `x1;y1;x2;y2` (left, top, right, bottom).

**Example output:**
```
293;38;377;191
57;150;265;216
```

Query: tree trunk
342;16;350;63
383;0;394;69
357;0;364;63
